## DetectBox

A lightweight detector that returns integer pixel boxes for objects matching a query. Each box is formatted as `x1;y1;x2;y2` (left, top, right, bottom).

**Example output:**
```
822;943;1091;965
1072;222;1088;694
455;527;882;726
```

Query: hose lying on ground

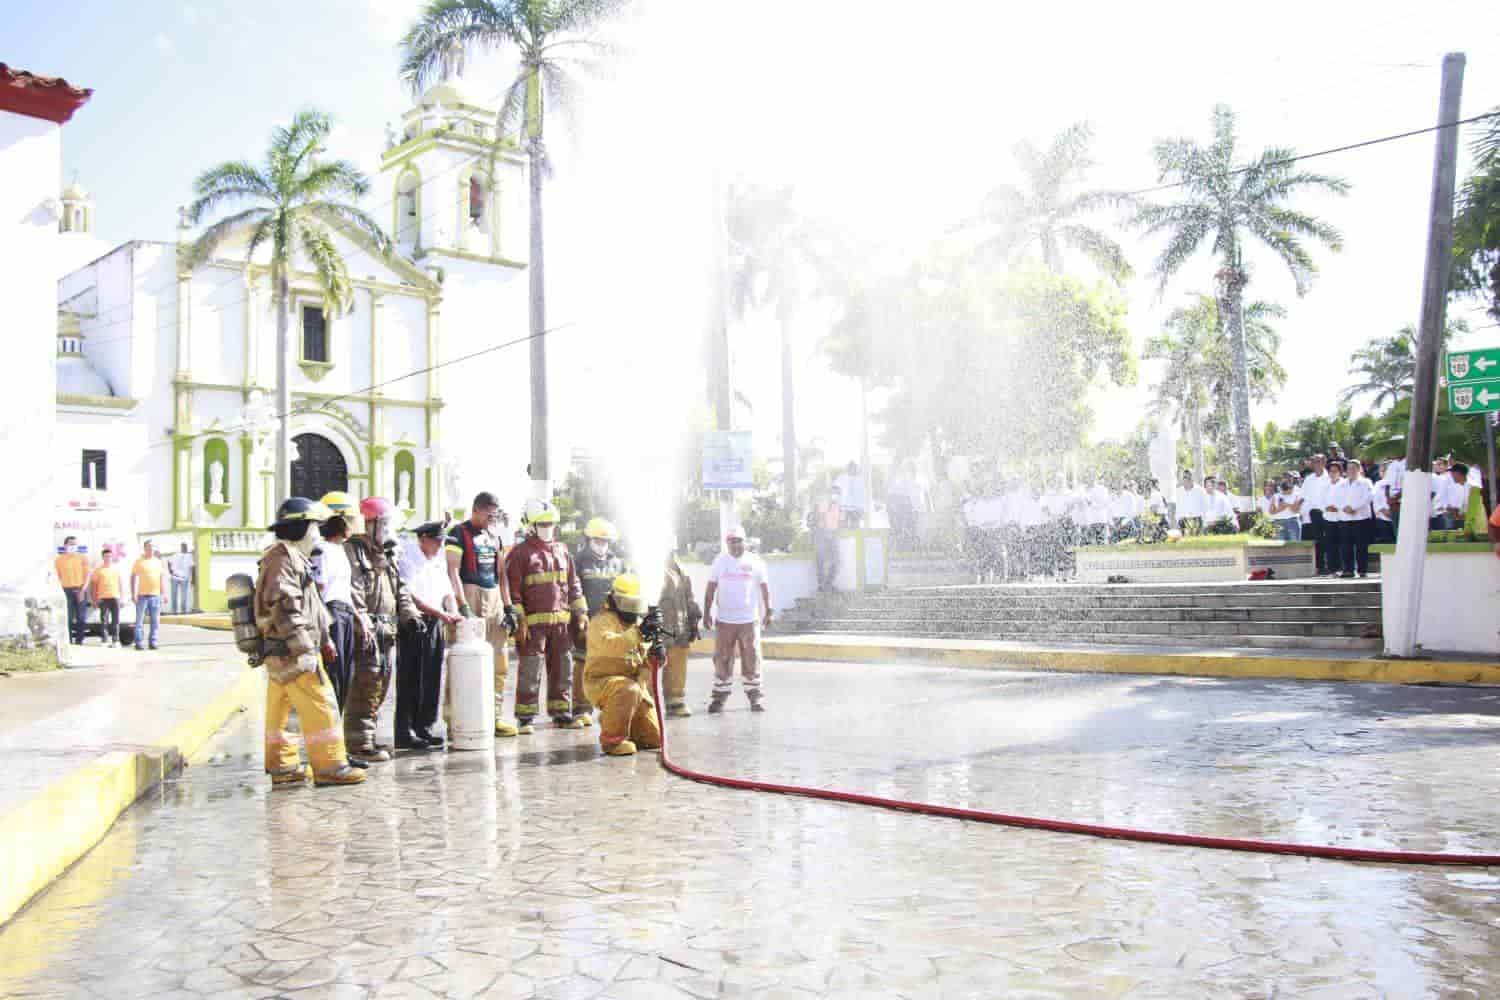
646;662;1500;867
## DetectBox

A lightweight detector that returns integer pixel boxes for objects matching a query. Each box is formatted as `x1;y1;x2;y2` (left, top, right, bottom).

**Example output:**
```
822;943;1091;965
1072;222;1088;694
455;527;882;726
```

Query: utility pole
1487;412;1498;510
1386;52;1465;658
708;173;736;542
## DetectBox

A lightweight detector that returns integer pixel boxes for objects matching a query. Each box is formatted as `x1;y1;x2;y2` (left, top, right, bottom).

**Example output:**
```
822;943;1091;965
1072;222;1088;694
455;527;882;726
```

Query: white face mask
536;524;556;543
589;539;609;557
295;523;322;556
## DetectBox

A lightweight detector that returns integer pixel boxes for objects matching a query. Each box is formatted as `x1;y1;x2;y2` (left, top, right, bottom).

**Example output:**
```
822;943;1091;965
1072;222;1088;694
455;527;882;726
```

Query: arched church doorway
291;433;348;500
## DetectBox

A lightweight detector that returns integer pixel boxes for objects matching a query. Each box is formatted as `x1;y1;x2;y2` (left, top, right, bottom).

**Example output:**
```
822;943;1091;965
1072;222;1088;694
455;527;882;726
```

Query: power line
48;318;580;482
1123;109;1500;199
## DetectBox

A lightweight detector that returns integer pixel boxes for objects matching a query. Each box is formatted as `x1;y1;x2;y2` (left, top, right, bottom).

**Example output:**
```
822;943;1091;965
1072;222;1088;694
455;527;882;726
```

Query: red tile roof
0;63;93;124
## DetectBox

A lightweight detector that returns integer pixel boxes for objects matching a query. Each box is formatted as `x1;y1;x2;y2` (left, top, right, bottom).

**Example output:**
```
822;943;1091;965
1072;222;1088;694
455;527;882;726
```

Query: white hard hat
724;524;747;540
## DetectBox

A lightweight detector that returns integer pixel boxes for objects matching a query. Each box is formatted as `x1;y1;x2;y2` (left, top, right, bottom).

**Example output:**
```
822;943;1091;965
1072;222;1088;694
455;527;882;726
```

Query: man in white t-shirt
167;543;195;614
703;525;772;713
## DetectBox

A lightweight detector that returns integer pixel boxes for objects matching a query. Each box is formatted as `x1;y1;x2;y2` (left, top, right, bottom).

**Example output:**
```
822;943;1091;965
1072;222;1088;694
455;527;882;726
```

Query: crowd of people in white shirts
957;445;1487;582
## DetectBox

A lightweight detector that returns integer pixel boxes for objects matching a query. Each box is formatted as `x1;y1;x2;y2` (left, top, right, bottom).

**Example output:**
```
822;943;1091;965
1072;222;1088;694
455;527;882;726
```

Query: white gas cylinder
445;617;495;751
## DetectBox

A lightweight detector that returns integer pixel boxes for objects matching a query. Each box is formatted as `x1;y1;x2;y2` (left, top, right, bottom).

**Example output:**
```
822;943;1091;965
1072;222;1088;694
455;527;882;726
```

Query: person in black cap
396;520;463;749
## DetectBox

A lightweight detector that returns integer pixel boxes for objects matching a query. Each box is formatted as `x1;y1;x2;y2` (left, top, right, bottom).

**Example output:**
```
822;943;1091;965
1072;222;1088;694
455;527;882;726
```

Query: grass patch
0;645;61;674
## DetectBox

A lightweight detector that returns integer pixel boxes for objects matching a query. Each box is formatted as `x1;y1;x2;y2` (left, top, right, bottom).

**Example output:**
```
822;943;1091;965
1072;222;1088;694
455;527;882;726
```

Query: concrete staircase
779;580;1384;650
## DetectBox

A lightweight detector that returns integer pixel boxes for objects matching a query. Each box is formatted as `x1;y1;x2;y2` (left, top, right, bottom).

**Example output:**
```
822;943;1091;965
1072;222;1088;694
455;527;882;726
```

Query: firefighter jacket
506;535;585;627
659;557;702;649
582;609;650;684
345;535;418;646
575;546;624;616
254;541;330;685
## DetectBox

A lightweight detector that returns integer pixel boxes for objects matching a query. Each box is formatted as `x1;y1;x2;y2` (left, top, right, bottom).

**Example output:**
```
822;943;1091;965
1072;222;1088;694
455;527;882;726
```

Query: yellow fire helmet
522;498;560;527
318;491;362;534
319;491;355;513
583;517;619;541
610;573;649;616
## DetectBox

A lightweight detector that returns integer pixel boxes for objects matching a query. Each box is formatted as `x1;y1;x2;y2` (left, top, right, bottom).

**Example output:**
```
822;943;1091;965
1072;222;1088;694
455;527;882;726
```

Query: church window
82;449;107;490
301;306;329;363
397;170;419;245
468;177;486;226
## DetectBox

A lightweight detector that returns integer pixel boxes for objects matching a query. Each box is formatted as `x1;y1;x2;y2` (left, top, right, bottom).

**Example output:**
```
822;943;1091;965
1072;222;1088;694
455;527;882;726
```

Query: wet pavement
0;627;243;815
2;656;1500;998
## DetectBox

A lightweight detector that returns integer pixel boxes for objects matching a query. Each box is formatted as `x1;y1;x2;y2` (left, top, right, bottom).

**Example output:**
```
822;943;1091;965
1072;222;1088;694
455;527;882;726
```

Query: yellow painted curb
0;667;260;927
161;614;232;631
757;639;1500;687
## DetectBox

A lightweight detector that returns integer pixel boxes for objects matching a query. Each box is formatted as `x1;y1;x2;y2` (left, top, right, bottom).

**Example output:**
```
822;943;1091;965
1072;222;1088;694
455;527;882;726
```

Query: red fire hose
646;662;1500;866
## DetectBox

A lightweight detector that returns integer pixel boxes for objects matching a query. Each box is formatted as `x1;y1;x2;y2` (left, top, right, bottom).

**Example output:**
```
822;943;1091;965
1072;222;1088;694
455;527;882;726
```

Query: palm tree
727;183;817;511
1144;299;1215;480
1340;318;1469;410
401;0;626;490
1146;295;1286;482
1130;104;1348;494
958;122;1130;283
184;109;391;498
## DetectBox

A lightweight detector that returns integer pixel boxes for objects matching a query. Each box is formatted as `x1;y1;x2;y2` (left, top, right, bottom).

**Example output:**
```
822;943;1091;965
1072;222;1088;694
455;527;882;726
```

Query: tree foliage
1339;319;1468;410
1128;104;1347;492
400;0;623;154
956;122;1131;284
822;264;1135;468
1453;106;1500;319
184;109;389;313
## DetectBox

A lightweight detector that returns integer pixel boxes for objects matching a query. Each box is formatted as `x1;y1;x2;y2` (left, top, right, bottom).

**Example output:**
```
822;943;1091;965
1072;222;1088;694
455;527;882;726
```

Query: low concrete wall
1075;542;1316;584
1376;545;1500;655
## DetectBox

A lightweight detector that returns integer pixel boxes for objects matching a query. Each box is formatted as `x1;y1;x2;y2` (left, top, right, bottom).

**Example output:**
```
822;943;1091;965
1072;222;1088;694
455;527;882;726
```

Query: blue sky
10;0;1500;464
9;0;413;246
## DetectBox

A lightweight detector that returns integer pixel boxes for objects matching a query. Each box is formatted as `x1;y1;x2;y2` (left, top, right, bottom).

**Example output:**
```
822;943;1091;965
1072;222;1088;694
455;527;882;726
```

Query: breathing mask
294;522;322;557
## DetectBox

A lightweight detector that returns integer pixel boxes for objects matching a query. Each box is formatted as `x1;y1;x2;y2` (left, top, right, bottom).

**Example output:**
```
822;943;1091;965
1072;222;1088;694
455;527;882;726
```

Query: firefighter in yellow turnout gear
582;574;663;756
256;498;364;788
571;517;624;727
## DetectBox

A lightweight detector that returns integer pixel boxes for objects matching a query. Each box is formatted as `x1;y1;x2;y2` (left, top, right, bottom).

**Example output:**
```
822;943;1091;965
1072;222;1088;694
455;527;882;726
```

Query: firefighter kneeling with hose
583;574;668;757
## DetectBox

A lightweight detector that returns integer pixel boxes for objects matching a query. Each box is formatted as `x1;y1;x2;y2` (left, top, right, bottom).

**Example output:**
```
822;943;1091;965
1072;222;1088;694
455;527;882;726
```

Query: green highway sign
1448;378;1500;414
1446;347;1500;383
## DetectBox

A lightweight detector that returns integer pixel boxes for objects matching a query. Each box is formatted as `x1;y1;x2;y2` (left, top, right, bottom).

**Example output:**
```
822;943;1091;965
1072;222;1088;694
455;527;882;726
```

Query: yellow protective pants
464;583;511;715
265;668;349;777
664;646;689;707
583;674;661;751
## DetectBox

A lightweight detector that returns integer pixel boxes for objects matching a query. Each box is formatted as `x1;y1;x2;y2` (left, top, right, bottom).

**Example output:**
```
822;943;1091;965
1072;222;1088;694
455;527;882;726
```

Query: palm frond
1244;216;1318;295
183;206;271;266
302;201;394;259
296;219;354;316
294;160;372;202
270;109;333;190
1058;224;1132;283
399;0;521;93
543;0;629;34
186;161;272;223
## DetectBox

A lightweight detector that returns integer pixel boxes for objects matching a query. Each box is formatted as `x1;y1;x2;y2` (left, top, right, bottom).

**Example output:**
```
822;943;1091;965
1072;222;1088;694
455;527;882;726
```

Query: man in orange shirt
55;535;90;645
131;541;164;651
87;548;124;647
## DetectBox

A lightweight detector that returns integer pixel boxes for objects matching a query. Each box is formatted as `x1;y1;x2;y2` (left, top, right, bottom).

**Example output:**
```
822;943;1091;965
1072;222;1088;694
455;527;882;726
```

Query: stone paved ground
2;658;1499;998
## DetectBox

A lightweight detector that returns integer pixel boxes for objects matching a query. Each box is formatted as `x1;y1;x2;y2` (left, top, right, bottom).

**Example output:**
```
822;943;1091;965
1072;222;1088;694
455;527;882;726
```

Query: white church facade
54;78;533;610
